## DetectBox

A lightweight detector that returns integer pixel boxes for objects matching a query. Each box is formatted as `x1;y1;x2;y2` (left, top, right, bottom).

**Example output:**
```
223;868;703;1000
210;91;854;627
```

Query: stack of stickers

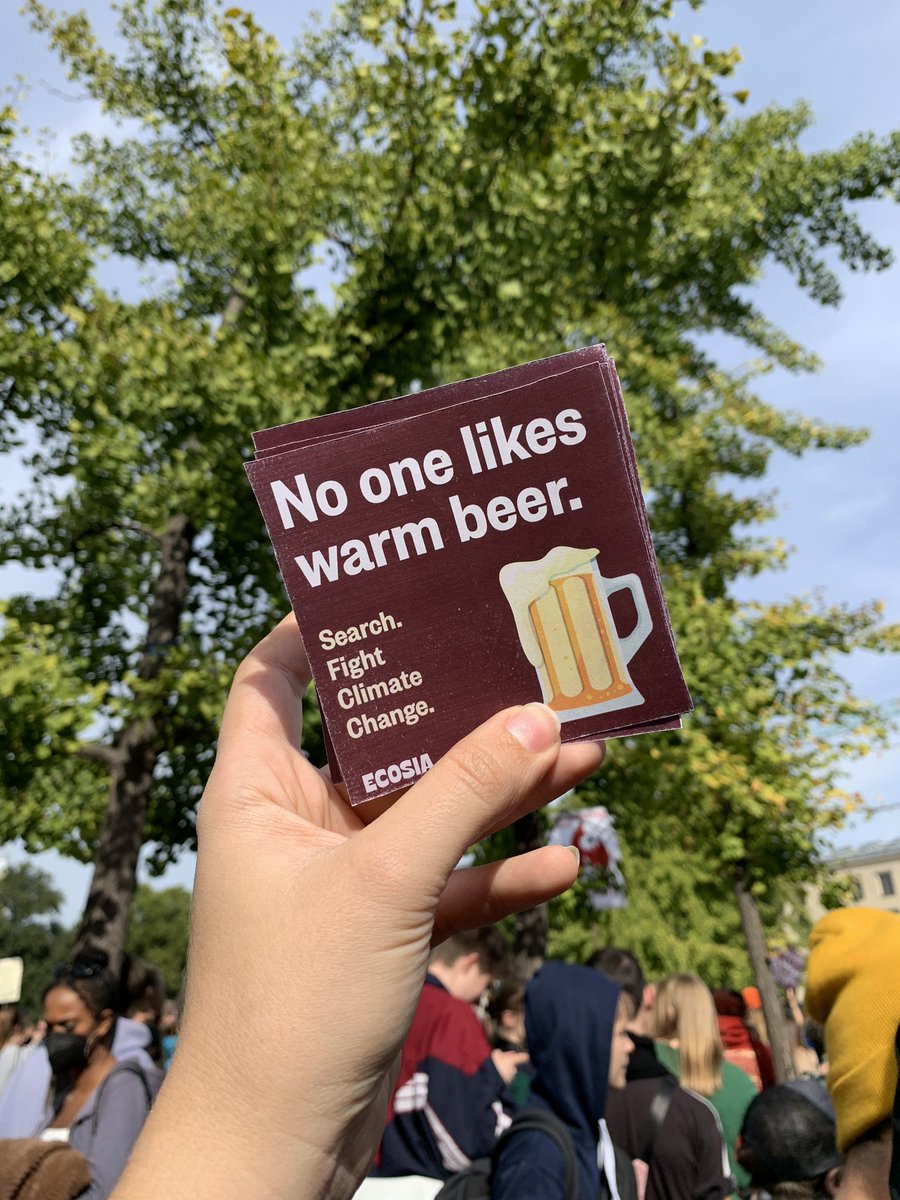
246;345;692;806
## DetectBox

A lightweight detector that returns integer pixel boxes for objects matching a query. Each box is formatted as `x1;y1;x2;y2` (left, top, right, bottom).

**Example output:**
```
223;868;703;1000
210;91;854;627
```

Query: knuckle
445;739;511;805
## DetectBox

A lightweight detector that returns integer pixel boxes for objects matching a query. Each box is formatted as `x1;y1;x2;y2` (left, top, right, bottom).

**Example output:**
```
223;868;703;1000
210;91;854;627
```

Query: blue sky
2;0;898;927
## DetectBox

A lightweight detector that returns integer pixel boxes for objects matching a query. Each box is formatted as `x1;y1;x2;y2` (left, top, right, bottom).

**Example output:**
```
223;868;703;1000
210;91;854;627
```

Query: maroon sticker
247;351;692;805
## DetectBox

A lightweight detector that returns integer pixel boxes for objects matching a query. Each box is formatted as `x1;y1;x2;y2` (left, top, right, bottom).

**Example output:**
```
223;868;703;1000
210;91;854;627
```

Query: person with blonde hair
651;974;757;1187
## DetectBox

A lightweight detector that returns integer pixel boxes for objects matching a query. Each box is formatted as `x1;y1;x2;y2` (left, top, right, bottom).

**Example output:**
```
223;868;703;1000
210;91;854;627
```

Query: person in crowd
806;906;900;1200
6;957;156;1199
107;614;602;1200
0;1006;36;1096
486;974;531;1105
803;1018;826;1072
736;1079;842;1198
0;951;162;1138
596;948;733;1200
491;961;635;1200
118;957;167;1066
742;988;769;1050
652;973;758;1188
159;998;180;1072
713;989;775;1091
367;926;524;1186
785;1019;825;1082
779;985;826;1081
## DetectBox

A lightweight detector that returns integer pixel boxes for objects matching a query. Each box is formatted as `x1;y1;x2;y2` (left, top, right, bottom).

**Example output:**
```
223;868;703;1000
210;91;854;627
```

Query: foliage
546;834;814;988
0;607;109;857
0;861;73;1013
126;884;191;997
0;0;898;960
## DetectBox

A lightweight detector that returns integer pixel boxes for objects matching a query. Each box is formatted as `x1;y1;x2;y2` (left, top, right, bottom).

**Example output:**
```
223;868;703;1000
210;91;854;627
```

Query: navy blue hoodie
492;960;622;1200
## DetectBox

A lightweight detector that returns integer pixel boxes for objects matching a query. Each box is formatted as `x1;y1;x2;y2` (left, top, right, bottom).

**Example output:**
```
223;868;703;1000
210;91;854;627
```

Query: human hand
490;1049;530;1084
116;615;603;1200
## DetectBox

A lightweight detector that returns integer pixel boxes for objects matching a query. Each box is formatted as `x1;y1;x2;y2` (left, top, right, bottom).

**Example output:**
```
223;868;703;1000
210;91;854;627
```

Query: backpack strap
90;1060;154;1139
637;1074;677;1167
491;1108;579;1200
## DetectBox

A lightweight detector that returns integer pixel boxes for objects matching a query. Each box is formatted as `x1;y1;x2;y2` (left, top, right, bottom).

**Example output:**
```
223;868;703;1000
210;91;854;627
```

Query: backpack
0;1140;90;1200
434;1108;579;1200
630;1074;678;1200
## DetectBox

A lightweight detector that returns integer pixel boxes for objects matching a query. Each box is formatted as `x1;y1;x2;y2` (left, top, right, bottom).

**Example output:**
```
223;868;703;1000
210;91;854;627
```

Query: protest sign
0;957;23;1005
548;807;627;910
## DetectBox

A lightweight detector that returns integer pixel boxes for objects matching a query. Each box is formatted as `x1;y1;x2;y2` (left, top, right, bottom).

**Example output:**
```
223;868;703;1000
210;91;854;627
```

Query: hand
491;1049;530;1084
116;615;603;1200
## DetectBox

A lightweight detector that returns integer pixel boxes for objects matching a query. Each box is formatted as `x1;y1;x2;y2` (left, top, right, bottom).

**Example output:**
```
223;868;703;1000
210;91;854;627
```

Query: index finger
218;614;312;751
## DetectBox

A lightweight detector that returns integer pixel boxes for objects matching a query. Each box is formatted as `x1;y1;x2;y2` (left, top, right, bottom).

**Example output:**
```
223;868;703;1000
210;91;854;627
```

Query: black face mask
45;1031;90;1078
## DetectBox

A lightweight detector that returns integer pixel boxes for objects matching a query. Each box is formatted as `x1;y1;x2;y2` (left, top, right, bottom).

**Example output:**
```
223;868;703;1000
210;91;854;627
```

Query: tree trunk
75;514;195;974
733;871;795;1083
511;812;548;975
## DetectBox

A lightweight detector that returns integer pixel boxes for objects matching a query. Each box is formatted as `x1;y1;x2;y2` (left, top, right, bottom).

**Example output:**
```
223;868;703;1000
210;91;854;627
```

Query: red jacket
717;1016;775;1090
374;973;511;1179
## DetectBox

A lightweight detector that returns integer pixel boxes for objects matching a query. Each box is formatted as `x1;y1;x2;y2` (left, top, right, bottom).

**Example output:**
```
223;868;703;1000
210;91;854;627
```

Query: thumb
357;702;567;897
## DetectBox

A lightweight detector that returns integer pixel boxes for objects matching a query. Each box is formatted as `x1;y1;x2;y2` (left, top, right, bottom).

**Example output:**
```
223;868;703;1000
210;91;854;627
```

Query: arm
785;985;805;1029
112;616;601;1200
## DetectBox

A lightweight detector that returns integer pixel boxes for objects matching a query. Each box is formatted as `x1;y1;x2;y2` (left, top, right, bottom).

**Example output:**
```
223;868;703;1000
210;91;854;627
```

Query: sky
1;0;899;927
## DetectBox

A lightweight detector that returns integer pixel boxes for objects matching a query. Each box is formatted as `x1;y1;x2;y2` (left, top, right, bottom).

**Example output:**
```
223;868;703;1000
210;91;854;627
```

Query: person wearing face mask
0;952;162;1141
35;957;155;1199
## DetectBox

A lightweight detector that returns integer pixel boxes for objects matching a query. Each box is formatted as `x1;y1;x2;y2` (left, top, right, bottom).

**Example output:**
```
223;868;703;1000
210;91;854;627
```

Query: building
807;838;900;924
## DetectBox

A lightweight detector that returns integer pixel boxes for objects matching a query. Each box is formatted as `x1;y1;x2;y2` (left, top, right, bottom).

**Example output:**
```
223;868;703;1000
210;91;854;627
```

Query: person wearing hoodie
0;957;158;1200
712;990;774;1092
491;961;634;1200
0;953;162;1140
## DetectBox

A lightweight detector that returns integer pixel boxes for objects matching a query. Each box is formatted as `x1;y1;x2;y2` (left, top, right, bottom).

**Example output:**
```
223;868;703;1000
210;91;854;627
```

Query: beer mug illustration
499;546;653;721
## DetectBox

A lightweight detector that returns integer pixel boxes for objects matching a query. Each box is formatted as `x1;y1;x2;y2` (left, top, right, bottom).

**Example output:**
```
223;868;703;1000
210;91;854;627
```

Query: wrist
114;1057;362;1200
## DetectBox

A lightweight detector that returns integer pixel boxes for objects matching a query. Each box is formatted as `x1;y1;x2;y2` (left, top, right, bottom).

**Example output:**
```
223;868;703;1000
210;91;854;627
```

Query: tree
1;0;898;971
126;884;191;998
0;861;73;1013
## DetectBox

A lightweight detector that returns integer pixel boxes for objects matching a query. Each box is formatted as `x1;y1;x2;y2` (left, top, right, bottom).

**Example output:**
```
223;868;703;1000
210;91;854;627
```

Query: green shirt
654;1041;757;1187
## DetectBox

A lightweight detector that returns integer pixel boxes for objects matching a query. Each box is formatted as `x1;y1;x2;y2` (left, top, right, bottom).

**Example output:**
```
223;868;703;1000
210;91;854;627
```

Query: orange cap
742;986;762;1009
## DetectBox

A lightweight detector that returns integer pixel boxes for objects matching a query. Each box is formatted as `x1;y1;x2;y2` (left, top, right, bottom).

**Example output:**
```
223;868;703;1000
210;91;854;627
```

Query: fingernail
505;703;561;752
567;844;580;866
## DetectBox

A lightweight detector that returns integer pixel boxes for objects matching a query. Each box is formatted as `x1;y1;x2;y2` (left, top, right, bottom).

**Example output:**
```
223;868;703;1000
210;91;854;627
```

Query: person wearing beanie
806;906;900;1200
736;1079;842;1198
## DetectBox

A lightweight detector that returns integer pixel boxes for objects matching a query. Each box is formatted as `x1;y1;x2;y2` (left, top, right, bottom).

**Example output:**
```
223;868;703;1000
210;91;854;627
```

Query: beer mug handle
603;573;653;664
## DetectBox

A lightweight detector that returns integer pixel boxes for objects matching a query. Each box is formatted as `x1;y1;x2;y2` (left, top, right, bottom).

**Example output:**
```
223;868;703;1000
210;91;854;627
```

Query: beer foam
498;546;599;668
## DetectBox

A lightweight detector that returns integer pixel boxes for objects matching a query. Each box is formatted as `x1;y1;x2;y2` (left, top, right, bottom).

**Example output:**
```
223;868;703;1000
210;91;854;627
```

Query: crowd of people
0;951;174;1197
352;929;857;1200
0;616;896;1200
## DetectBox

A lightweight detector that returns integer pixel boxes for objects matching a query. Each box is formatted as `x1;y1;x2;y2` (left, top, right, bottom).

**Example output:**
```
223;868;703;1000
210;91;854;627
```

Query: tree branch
77;741;119;768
